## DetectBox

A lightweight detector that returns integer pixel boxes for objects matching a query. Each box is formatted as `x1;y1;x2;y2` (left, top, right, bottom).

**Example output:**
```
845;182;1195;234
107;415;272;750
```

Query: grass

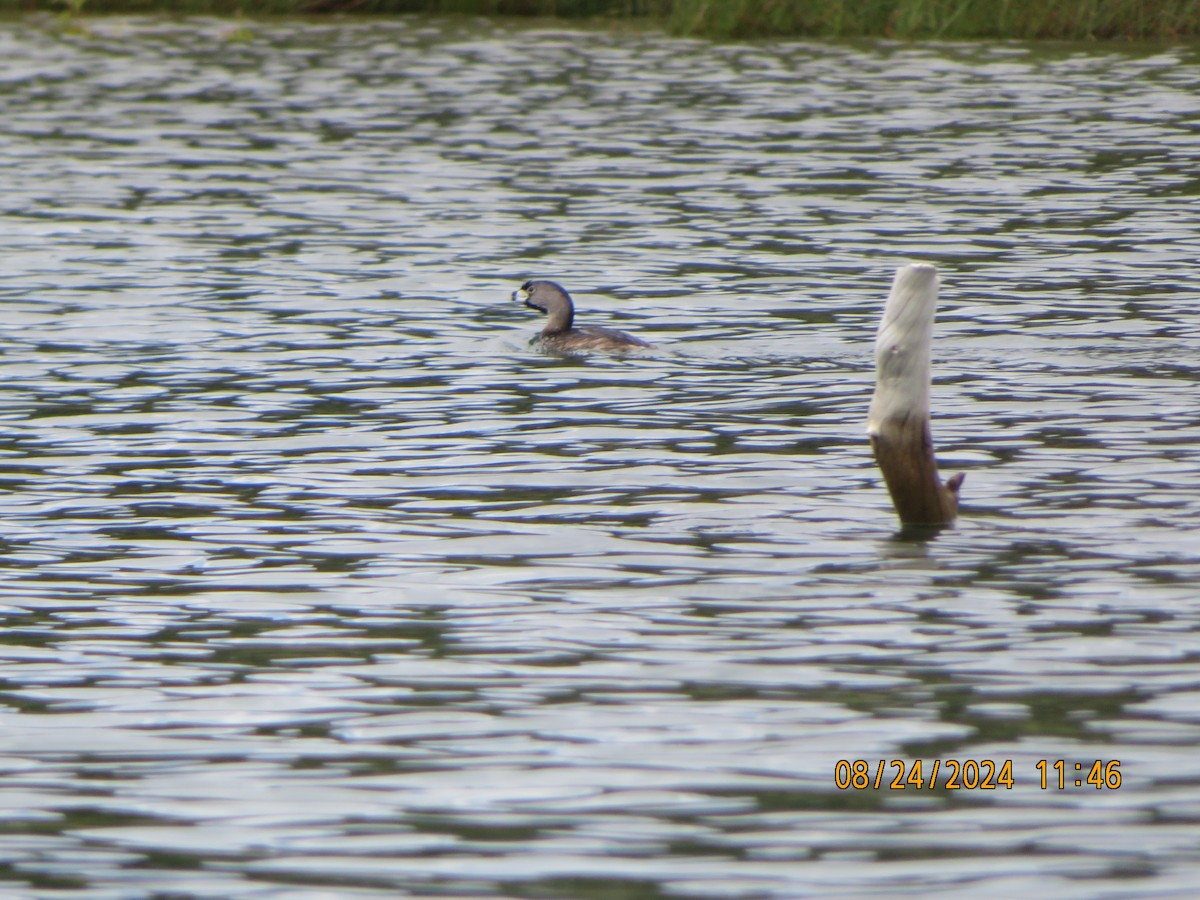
662;0;1200;40
10;0;1200;40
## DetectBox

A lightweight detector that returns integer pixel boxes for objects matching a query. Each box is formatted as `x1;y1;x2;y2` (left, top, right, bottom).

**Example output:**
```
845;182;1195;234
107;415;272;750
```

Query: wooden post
868;263;963;527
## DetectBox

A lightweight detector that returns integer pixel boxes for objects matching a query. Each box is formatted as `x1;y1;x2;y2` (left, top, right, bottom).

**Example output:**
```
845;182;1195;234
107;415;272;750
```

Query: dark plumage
513;280;653;353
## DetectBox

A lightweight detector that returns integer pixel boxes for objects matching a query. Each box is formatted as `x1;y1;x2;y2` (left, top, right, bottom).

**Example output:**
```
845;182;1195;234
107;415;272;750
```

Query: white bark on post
867;263;963;527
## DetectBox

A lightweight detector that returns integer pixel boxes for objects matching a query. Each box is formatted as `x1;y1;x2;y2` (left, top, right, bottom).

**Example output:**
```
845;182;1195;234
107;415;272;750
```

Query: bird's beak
513;286;530;304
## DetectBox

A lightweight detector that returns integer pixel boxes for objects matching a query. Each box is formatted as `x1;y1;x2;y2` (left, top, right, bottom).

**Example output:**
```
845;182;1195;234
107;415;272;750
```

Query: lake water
1;14;1199;898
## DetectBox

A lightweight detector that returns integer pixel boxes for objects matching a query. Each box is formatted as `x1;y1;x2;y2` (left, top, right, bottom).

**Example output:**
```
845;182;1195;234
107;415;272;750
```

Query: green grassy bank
13;0;1200;40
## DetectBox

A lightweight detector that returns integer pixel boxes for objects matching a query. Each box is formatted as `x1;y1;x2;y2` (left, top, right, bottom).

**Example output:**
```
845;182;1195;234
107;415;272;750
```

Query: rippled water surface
1;14;1200;898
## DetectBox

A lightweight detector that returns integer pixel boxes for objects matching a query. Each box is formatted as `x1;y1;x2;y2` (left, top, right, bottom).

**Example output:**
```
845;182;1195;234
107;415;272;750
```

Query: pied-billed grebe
513;280;653;353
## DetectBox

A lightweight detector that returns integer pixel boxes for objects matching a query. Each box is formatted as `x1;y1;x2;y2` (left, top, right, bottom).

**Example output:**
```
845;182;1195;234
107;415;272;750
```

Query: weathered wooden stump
867;263;963;527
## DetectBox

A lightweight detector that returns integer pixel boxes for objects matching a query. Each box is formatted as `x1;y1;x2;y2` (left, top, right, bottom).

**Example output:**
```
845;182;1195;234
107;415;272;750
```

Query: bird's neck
541;306;573;334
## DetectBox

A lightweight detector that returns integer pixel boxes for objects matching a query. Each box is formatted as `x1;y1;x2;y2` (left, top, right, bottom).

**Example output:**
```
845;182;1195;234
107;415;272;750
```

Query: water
1;14;1199;898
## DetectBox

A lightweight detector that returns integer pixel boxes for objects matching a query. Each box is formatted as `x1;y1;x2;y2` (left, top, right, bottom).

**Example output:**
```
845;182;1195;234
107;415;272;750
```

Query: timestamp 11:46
1038;759;1122;790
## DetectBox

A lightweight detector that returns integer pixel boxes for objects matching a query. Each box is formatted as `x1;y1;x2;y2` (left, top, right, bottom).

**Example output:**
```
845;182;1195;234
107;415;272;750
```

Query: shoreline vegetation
11;0;1200;40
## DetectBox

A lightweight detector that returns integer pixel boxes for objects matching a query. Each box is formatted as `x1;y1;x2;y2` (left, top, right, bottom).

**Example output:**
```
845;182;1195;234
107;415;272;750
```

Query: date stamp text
833;759;1122;791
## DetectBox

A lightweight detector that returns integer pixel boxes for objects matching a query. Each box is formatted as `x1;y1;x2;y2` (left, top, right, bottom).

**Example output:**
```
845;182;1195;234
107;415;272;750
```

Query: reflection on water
1;15;1199;898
